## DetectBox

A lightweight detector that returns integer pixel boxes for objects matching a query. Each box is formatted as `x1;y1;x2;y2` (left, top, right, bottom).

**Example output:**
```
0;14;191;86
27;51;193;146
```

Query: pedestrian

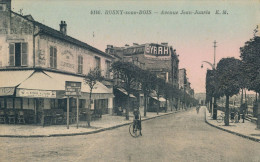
196;104;200;114
234;112;239;123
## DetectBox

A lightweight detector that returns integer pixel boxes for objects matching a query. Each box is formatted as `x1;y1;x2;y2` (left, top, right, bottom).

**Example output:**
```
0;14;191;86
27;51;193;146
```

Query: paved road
0;107;259;162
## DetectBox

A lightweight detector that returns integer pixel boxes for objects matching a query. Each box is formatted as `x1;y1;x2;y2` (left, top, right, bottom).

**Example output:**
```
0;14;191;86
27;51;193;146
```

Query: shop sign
65;81;81;96
0;87;15;96
17;89;56;98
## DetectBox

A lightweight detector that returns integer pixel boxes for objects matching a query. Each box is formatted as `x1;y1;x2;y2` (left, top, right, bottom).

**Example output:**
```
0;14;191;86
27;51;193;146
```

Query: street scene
0;108;260;162
0;0;260;161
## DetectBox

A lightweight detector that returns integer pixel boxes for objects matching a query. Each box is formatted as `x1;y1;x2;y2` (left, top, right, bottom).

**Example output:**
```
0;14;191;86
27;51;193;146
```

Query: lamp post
201;40;218;119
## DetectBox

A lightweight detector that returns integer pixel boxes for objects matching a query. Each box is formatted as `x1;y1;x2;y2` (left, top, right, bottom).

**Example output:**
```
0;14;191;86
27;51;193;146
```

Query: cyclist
133;108;142;136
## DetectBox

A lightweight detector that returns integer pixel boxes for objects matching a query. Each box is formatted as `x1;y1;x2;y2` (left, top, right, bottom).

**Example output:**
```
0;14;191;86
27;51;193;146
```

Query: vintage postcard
0;0;259;161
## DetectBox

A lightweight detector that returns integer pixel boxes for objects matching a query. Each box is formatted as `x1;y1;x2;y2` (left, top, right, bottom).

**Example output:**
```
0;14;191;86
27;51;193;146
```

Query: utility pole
213;40;217;120
213;40;217;69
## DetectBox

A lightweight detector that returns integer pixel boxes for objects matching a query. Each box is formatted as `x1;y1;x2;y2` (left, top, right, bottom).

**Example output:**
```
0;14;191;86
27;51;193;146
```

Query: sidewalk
205;108;260;142
0;109;183;138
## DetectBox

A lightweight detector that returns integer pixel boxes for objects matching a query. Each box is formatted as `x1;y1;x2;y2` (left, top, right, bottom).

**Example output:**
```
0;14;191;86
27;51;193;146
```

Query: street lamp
201;40;217;119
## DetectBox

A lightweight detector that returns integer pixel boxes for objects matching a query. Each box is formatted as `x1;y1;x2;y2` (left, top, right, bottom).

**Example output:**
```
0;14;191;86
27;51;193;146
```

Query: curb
204;116;260;143
0;111;177;138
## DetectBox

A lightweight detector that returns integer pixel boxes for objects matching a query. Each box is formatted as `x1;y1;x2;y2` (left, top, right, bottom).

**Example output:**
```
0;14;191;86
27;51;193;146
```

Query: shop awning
152;97;166;102
16;71;65;98
44;71;114;99
0;70;34;96
117;88;136;98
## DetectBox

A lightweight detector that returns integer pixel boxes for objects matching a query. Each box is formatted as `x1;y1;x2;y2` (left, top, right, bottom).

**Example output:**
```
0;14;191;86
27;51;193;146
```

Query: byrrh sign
145;44;170;56
123;43;171;59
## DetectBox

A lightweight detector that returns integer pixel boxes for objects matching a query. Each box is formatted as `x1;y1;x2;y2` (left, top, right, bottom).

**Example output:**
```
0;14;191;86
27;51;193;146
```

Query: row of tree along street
111;61;198;120
206;34;260;127
83;62;197;127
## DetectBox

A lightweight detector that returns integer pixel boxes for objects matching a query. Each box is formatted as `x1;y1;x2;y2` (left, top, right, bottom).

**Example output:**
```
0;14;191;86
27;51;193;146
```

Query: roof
11;11;114;59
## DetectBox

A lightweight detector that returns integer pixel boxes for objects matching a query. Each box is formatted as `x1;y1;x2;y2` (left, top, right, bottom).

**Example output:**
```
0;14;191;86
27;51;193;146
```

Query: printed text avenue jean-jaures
90;9;228;15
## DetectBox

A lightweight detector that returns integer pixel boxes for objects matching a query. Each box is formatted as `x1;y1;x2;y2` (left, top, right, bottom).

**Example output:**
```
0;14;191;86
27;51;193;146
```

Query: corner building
0;0;114;125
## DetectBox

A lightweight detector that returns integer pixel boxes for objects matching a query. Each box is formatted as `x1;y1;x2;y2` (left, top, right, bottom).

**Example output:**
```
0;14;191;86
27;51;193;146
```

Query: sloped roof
11;11;114;59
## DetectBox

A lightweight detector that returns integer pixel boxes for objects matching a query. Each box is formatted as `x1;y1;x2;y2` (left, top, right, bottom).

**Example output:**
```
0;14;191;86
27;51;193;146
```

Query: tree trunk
241;89;244;106
209;97;213;114
126;94;130;120
245;89;248;114
157;94;159;115
87;89;93;127
144;93;147;117
213;97;217;120
225;95;230;126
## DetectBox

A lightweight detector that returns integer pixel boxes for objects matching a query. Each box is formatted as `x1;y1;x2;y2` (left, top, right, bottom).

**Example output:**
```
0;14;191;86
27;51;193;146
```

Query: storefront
0;69;114;125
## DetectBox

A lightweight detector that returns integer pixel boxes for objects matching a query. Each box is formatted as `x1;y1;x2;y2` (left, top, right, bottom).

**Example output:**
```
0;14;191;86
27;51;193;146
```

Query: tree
240;35;260;127
240;36;260;94
84;67;104;127
139;69;157;117
154;77;166;115
111;61;141;120
216;57;241;126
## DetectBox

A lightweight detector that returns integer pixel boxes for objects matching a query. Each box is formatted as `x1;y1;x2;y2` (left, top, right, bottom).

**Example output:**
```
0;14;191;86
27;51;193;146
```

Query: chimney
60;21;67;35
107;45;113;49
1;0;11;11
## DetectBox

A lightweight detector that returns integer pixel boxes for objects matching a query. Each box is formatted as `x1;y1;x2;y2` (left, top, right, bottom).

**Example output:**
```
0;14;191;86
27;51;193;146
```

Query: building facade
0;0;114;125
106;43;179;112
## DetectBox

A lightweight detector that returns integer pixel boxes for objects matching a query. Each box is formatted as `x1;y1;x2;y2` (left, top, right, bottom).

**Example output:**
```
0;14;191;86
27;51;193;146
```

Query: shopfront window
6;98;13;109
0;98;4;108
50;99;58;109
14;98;22;109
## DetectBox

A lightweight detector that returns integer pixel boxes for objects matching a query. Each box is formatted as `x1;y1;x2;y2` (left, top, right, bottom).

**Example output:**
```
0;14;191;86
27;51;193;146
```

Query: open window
9;43;28;66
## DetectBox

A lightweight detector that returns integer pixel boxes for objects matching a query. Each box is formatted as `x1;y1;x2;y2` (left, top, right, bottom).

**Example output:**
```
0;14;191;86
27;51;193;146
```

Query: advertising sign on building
65;81;81;96
17;89;56;98
144;43;171;60
0;87;15;96
123;45;145;55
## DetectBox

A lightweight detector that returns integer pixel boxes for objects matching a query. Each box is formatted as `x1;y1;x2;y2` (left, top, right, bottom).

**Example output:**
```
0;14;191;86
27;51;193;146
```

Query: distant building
106;43;179;88
106;42;179;112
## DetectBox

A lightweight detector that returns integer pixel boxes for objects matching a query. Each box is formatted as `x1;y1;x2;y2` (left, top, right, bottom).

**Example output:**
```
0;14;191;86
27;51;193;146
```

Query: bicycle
129;120;141;138
216;112;234;123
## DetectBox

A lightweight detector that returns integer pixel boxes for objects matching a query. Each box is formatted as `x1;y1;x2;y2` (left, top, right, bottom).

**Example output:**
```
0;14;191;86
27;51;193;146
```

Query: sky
12;0;260;93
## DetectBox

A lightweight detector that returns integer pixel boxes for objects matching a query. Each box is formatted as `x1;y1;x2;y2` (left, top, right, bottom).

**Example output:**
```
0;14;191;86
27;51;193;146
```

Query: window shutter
50;47;53;68
54;48;57;68
9;43;15;66
21;43;28;66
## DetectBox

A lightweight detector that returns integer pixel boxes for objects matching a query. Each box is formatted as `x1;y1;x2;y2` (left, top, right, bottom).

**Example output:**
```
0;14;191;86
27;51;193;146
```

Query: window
0;98;4;108
9;43;28;66
14;98;22;109
50;99;58;109
6;98;13;109
95;56;101;69
78;55;83;74
0;4;6;11
50;46;57;68
105;60;111;79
